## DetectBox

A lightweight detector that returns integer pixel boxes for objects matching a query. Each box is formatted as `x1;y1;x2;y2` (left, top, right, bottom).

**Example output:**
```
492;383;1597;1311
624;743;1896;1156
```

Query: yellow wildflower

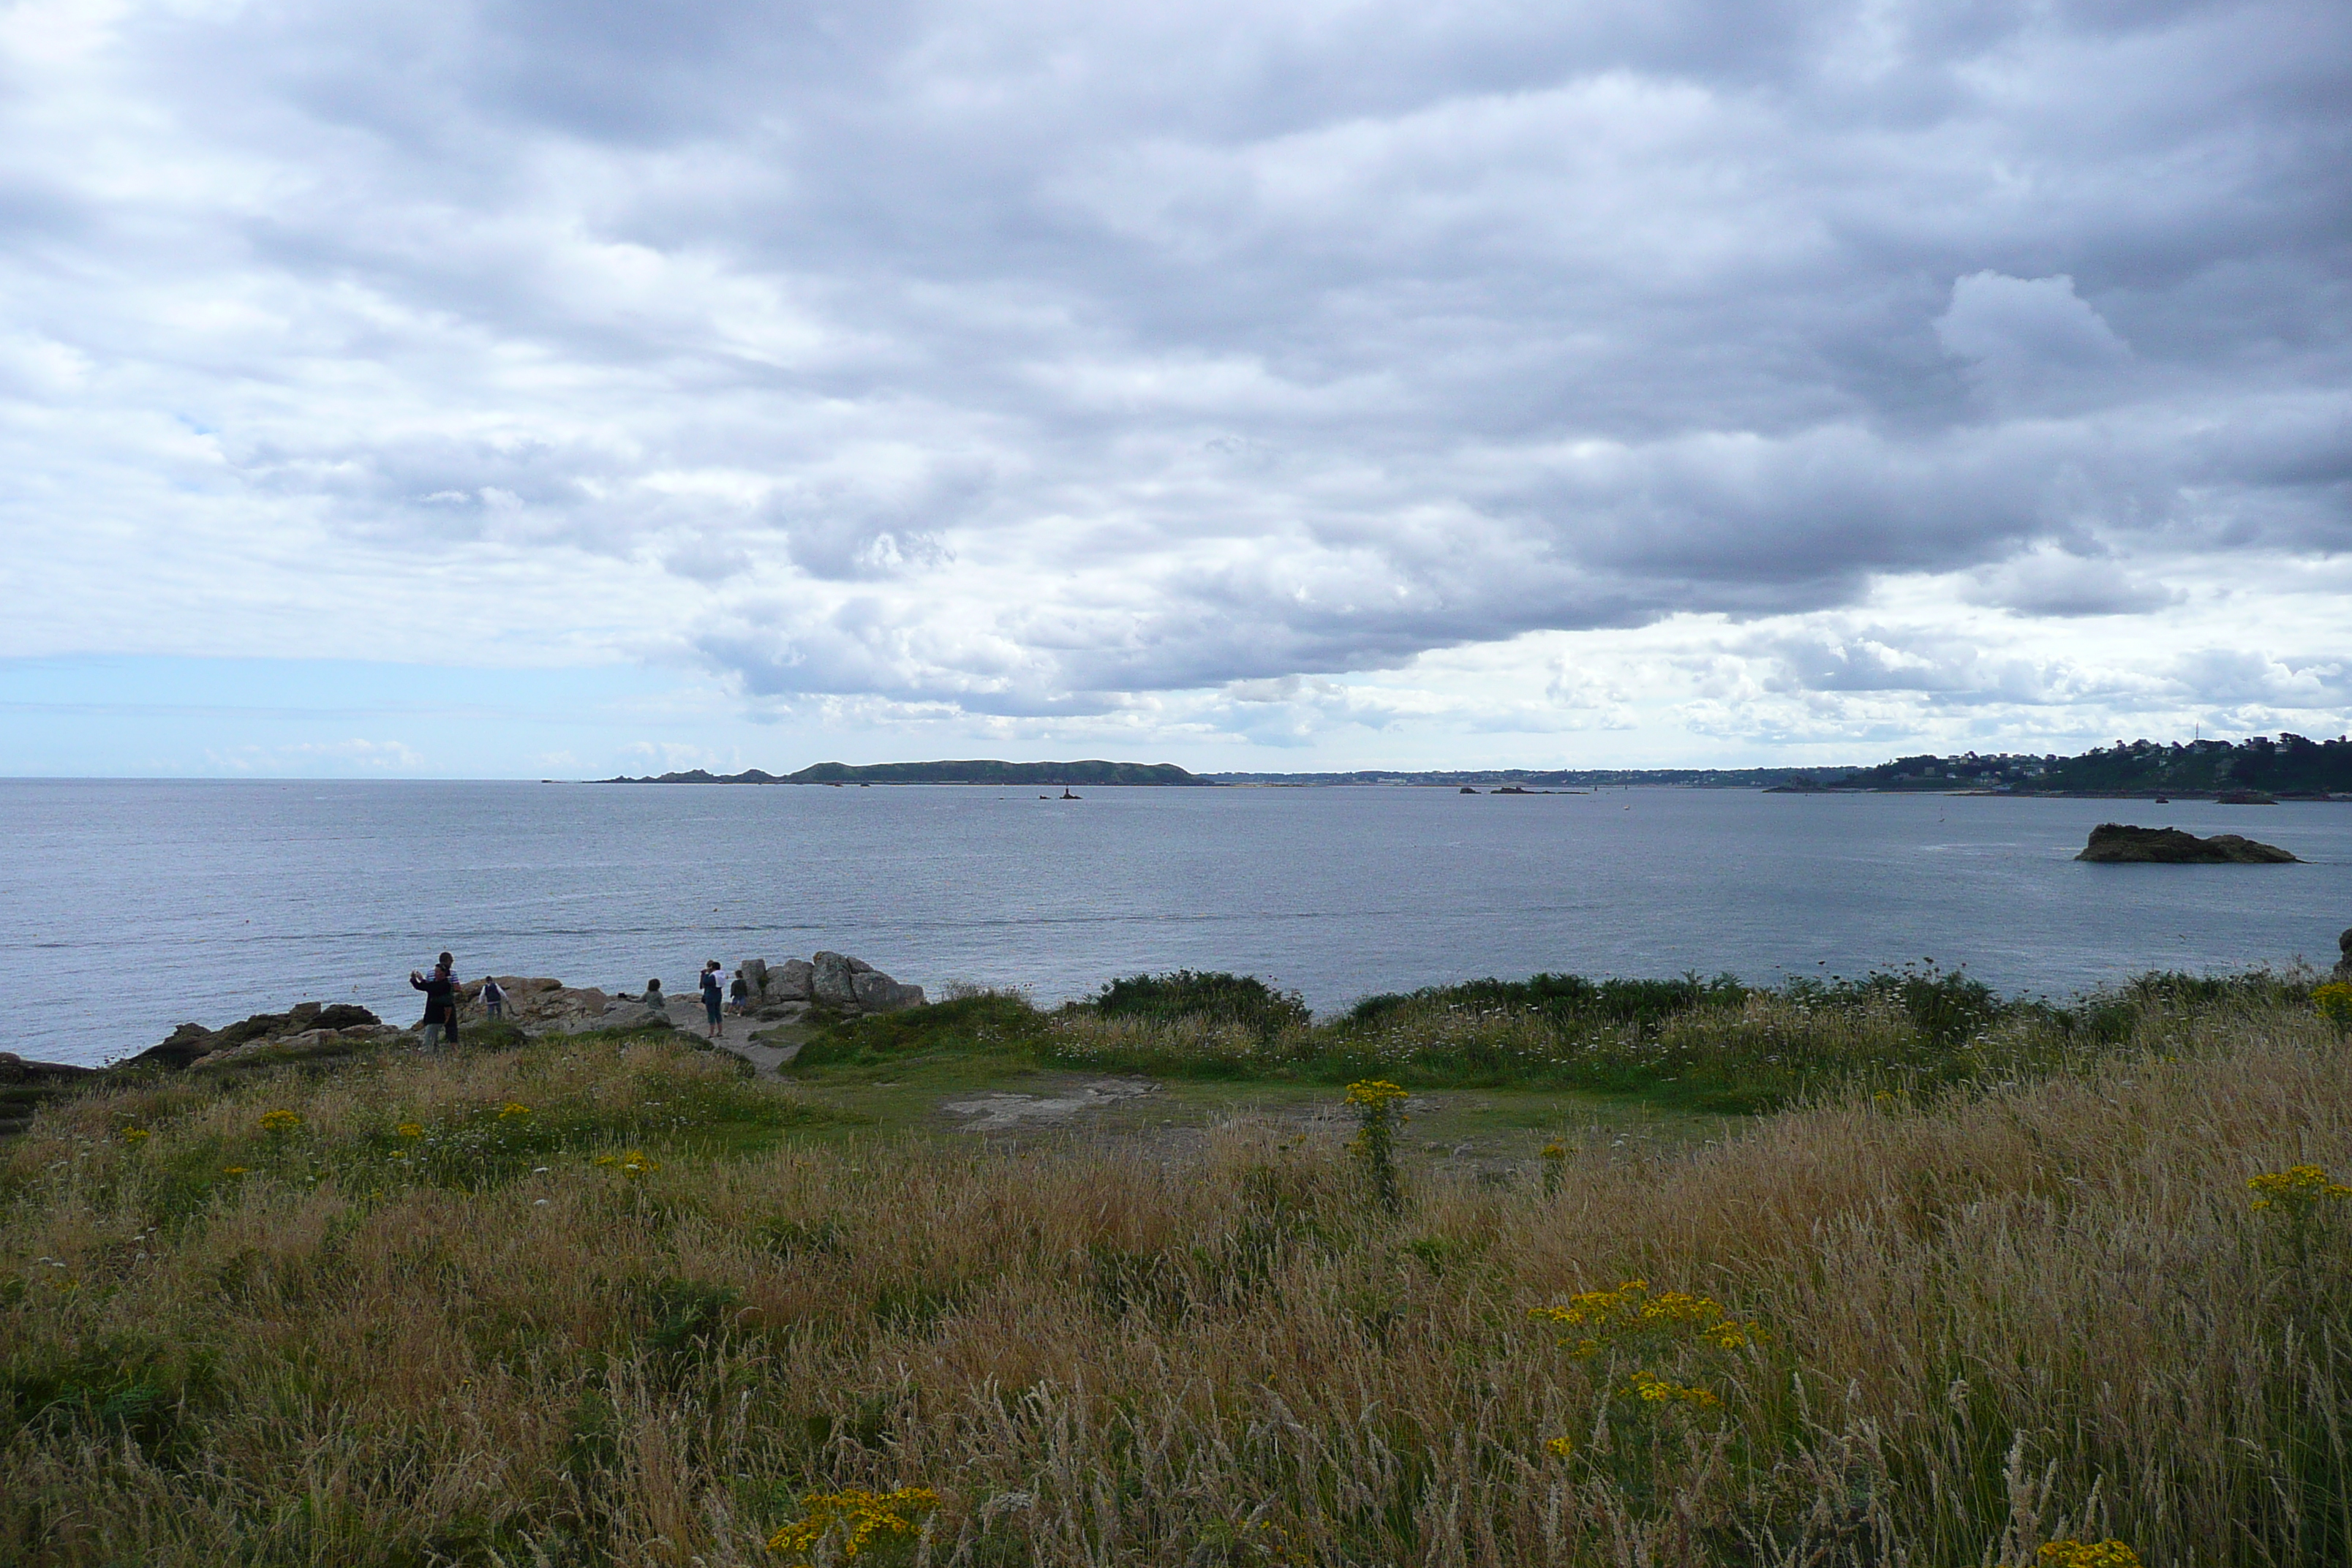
1542;1435;1574;1458
1624;1368;1719;1407
766;1486;940;1561
396;1123;425;1139
2313;981;2352;1028
1539;1140;1567;1161
2247;1164;2352;1211
2037;1542;2143;1568
594;1150;659;1177
258;1109;302;1133
1530;1278;1762;1350
221;1165;249;1177
497;1101;532;1120
1343;1079;1409;1109
121;1127;151;1144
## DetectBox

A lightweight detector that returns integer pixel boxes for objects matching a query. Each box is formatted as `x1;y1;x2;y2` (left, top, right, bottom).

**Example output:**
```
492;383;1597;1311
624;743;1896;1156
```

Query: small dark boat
1061;788;1081;799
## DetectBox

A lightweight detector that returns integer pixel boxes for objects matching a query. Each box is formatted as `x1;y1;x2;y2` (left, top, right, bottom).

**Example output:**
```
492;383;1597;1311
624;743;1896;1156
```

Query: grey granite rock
810;951;859;1007
771;959;815;1001
851;970;924;1012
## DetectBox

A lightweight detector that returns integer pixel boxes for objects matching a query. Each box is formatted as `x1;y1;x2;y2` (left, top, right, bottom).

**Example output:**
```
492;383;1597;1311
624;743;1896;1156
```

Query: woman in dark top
699;960;725;1039
410;951;459;1049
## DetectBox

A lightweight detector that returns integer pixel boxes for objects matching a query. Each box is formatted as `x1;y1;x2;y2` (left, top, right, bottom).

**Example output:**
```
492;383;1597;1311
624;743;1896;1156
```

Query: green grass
782;965;2318;1116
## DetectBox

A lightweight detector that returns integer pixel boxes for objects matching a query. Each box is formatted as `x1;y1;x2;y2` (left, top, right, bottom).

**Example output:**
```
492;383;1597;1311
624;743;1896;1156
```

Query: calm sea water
4;780;2349;1068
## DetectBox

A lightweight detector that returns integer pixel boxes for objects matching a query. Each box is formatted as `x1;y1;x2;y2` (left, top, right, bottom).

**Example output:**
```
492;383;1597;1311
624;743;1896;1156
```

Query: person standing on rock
700;960;726;1039
480;976;508;1021
410;952;459;1050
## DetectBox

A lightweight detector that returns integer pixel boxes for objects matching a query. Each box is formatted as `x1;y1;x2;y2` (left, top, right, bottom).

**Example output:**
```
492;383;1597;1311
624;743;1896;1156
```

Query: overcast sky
3;0;2348;777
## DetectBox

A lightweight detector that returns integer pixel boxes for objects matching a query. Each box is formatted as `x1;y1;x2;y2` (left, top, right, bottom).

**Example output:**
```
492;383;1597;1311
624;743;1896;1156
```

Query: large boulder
2335;927;2352;981
851;970;926;1013
771;959;814;1002
738;958;769;999
2078;823;2298;864
810;951;859;1007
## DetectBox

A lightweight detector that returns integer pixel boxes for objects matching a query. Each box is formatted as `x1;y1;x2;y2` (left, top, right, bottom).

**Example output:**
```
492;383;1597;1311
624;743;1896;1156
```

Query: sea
4;779;2348;1068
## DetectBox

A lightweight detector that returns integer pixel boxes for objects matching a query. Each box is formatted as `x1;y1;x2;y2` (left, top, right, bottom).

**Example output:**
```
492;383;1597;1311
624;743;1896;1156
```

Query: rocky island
2077;823;2299;863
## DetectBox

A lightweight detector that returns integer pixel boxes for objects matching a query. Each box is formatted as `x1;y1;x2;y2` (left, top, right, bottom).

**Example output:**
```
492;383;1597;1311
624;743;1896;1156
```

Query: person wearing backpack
480;976;508;1020
698;960;726;1040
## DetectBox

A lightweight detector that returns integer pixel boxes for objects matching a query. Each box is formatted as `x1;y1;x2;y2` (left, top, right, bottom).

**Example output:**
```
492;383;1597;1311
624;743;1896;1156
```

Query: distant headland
1795;734;2352;799
590;733;2352;798
598;758;1211;786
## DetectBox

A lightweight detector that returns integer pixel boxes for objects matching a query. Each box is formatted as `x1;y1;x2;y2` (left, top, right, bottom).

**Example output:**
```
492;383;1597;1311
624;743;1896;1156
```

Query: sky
2;0;2348;778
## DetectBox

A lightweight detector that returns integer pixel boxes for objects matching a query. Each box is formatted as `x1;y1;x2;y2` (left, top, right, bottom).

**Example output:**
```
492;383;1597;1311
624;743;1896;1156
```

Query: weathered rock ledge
2077;823;2298;864
0;950;927;1134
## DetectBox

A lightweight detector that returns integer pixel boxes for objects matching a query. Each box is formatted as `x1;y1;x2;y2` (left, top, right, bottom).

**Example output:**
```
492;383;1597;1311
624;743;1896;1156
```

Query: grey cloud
7;0;2351;738
1963;548;2186;617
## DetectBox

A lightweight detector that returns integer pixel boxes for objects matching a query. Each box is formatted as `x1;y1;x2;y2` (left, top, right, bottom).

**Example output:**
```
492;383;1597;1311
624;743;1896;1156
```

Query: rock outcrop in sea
2076;823;2298;864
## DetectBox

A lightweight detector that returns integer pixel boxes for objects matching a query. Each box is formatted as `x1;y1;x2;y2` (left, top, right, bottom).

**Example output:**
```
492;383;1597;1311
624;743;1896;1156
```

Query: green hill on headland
1836;734;2352;796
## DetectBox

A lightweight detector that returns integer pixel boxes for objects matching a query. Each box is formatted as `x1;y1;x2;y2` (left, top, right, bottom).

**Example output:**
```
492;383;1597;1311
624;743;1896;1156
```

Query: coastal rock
2077;823;2298;864
126;1023;222;1070
0;1052;93;1085
810;951;859;1007
851;970;926;1013
446;979;624;1031
122;1003;385;1069
192;1025;397;1067
2335;927;2352;981
772;959;814;1002
726;952;923;1015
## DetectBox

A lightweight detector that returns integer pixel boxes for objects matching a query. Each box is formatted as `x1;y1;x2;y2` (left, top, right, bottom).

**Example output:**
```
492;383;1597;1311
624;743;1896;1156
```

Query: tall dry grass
4;1002;2349;1566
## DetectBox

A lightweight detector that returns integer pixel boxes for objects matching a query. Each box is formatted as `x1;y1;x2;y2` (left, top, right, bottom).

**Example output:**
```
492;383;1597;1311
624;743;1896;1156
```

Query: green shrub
1085;970;1311;1041
791;991;1049;1068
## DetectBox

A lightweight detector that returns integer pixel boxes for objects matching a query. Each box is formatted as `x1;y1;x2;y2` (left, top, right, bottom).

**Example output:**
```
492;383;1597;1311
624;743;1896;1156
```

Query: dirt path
638;997;802;1078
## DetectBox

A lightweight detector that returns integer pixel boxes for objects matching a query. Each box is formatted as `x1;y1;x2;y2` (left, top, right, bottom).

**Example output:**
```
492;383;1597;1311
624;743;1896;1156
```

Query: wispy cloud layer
2;0;2348;769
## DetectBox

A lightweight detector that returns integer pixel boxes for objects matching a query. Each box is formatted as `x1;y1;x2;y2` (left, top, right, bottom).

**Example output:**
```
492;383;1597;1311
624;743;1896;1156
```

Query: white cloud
3;0;2350;770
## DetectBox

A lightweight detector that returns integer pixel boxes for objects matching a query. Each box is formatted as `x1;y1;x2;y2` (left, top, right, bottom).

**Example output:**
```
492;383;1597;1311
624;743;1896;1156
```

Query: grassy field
4;979;2351;1565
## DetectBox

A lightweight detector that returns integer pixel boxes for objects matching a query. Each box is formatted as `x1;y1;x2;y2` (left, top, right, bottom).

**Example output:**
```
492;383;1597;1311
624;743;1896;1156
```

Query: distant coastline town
593;733;2352;800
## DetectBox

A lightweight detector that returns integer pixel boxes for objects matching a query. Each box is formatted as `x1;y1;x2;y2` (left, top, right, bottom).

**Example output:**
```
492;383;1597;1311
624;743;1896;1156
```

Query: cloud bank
2;0;2348;766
